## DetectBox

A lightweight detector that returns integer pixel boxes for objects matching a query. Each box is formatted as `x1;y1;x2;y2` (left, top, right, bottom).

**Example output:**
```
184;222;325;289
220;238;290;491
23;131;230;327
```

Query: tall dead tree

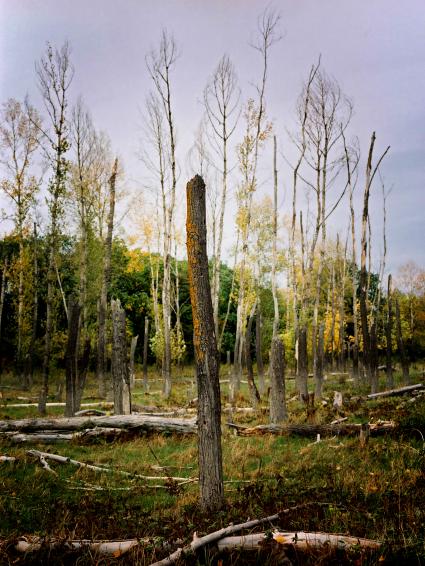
97;157;118;397
269;337;287;423
359;132;390;393
186;175;223;512
111;298;131;415
234;9;279;388
35;42;74;415
204;55;240;340
146;31;178;399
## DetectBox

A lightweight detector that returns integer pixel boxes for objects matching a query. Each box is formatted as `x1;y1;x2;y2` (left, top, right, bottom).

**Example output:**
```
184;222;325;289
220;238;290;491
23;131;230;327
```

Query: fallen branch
27;450;194;485
367;383;424;399
227;421;396;437
149;503;334;566
216;530;381;552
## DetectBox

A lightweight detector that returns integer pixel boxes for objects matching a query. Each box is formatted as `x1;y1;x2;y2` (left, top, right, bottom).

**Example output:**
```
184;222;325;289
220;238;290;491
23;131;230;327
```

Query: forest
1;5;425;565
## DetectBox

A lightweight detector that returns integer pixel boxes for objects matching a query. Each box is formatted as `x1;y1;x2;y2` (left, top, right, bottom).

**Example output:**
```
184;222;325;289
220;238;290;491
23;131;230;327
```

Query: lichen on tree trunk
186;174;224;512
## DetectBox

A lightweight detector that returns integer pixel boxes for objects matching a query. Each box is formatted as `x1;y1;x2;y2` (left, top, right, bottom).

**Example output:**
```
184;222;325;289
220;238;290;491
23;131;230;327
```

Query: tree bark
186;174;224;512
269;337;287;423
111;298;131;415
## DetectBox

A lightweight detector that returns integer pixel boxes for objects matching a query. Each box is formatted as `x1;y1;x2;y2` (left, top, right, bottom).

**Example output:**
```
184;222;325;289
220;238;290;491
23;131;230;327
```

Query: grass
0;365;424;564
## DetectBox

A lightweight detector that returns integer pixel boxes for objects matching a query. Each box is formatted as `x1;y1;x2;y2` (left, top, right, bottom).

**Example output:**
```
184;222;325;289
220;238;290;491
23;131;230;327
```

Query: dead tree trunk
0;259;7;341
386;274;394;388
269;337;287;423
129;335;138;389
395;296;410;384
111;298;131;415
245;303;260;409
143;317;149;391
255;303;265;395
65;297;81;417
297;326;309;398
186;174;223;512
314;323;325;399
75;338;90;412
97;158;117;398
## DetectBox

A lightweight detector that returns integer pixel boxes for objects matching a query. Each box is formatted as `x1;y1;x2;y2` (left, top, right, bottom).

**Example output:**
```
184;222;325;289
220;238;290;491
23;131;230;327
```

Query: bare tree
359;132;390;393
34;42;74;414
204;54;240;339
233;8;279;389
146;32;179;398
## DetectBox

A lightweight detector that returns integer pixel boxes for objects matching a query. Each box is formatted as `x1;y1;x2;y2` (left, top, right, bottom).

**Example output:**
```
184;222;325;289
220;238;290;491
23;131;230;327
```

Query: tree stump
111;298;131;415
186;174;224;512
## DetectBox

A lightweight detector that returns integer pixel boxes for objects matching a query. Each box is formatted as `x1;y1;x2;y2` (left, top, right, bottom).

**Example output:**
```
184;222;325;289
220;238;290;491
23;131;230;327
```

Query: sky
0;0;424;276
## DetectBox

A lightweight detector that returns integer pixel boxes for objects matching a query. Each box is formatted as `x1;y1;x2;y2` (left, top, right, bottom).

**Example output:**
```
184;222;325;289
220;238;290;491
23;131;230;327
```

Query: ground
0;366;424;564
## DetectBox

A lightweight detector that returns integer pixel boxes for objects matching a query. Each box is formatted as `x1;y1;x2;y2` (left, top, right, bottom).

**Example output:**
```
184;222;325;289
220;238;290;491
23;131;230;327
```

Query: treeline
0;231;424;380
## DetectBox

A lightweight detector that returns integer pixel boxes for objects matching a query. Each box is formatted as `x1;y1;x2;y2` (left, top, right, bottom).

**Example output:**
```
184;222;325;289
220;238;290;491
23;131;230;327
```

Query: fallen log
0;414;197;434
149;503;334;566
3;401;113;409
3;432;75;443
216;531;381;552
227;421;396;437
367;383;424;399
16;536;142;556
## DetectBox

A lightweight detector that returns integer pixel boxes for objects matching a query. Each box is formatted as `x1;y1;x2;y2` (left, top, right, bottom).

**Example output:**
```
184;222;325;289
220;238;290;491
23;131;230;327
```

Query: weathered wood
149;503;337;566
216;531;381;552
111;298;131;415
227;420;396;437
0;414;197;434
16;537;142;556
3;402;113;409
367;383;424;399
27;450;195;484
186;174;223;512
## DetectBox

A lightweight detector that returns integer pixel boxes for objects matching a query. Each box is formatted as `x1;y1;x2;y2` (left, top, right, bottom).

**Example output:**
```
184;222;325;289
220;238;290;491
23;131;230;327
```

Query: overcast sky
0;0;424;275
